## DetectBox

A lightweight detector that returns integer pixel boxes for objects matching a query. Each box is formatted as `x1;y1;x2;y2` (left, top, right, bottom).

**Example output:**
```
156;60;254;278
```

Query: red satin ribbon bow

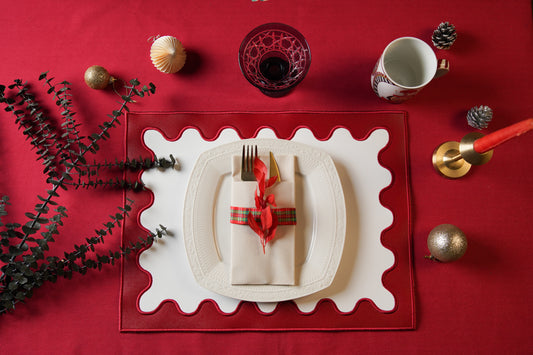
247;157;279;253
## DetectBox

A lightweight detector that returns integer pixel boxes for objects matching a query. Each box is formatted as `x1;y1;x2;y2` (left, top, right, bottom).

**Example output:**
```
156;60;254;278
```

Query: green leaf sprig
0;73;169;314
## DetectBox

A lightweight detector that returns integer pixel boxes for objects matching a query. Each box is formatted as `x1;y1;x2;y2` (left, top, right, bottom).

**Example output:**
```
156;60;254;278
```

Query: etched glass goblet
238;23;311;97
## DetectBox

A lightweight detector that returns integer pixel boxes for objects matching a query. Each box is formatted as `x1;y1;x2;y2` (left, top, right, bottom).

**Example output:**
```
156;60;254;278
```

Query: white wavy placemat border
137;127;394;314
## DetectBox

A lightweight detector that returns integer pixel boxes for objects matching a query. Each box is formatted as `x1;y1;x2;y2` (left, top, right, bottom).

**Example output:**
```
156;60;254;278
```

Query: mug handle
434;59;450;78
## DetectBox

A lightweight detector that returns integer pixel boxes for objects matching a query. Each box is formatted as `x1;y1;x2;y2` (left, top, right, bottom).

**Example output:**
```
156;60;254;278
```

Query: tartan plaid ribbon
230;206;297;225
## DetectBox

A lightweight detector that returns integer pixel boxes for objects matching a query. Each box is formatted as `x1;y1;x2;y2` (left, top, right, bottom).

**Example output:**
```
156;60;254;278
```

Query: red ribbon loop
231;157;296;253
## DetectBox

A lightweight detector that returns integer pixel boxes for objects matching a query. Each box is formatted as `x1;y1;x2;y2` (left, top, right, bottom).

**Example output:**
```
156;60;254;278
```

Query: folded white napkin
230;154;296;285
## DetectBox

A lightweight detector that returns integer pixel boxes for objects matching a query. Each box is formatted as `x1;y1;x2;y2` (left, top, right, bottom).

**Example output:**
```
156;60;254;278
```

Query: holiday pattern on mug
371;60;420;103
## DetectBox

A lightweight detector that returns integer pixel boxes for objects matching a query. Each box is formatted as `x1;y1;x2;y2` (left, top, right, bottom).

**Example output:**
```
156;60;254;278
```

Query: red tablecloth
1;0;532;353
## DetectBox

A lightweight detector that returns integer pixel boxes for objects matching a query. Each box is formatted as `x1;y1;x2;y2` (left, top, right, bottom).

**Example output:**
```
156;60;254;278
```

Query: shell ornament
150;35;186;74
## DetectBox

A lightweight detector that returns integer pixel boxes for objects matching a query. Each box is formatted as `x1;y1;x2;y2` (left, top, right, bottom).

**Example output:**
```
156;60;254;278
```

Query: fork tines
241;144;258;181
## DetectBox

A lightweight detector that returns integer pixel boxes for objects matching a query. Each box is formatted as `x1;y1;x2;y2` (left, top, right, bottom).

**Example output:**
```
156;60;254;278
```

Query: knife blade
269;151;281;182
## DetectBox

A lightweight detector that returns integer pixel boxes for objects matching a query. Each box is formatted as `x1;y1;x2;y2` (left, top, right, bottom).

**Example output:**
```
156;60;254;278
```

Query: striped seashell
150;35;186;74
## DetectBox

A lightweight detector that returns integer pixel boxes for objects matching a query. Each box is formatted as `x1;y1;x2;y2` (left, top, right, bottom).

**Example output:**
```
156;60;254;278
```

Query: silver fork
241;145;257;181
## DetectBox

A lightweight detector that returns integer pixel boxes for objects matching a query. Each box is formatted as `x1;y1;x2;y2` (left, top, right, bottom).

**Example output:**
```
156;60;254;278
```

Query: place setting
116;20;461;331
120;109;412;331
183;139;345;303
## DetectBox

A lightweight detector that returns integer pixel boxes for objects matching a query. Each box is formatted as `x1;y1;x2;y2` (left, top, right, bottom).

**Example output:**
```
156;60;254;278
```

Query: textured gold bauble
427;224;468;262
84;65;113;90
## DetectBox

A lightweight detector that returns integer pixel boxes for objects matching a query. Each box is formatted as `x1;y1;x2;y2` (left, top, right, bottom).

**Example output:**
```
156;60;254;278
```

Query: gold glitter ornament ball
84;65;113;89
427;224;467;262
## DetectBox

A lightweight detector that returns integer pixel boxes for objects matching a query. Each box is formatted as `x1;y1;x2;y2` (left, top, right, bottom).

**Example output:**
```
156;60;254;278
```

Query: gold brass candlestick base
432;141;470;178
432;132;494;179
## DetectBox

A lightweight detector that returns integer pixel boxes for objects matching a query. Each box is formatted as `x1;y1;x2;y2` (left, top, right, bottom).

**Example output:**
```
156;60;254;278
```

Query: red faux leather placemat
120;111;413;331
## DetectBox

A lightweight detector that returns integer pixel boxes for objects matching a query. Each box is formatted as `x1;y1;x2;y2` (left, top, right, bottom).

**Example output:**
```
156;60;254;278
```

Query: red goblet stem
473;118;533;153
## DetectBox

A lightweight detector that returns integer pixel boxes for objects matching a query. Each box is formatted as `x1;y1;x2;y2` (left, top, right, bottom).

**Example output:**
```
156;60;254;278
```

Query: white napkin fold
230;154;296;285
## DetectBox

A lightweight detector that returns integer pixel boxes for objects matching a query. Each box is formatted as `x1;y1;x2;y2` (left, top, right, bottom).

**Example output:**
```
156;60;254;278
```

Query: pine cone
432;22;457;49
467;105;493;129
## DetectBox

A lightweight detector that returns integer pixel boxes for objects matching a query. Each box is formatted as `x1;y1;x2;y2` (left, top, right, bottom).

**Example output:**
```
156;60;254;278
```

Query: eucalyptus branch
41;199;146;274
40;73;84;160
0;72;163;314
61;224;167;275
65;178;145;191
63;155;179;190
70;155;179;173
1;199;167;313
0;80;61;179
18;77;155;250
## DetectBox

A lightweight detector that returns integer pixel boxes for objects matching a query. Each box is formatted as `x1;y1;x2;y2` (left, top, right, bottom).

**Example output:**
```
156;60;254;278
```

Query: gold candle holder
432;132;493;179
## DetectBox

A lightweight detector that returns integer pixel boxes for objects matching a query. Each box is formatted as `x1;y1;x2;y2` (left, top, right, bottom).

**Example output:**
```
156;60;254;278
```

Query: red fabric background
0;0;531;353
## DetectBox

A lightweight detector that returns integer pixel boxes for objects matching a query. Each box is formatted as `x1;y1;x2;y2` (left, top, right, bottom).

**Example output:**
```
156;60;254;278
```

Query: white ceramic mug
371;37;449;103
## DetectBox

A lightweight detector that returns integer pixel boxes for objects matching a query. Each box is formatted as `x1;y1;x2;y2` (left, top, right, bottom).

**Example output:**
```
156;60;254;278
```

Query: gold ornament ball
427;224;467;262
84;65;112;90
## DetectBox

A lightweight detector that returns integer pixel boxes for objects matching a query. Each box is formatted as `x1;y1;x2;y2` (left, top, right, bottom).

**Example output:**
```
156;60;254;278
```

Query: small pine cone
467;105;493;129
432;22;457;49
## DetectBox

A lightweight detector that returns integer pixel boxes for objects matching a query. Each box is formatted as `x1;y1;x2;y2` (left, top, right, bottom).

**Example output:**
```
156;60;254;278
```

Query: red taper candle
473;118;533;153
